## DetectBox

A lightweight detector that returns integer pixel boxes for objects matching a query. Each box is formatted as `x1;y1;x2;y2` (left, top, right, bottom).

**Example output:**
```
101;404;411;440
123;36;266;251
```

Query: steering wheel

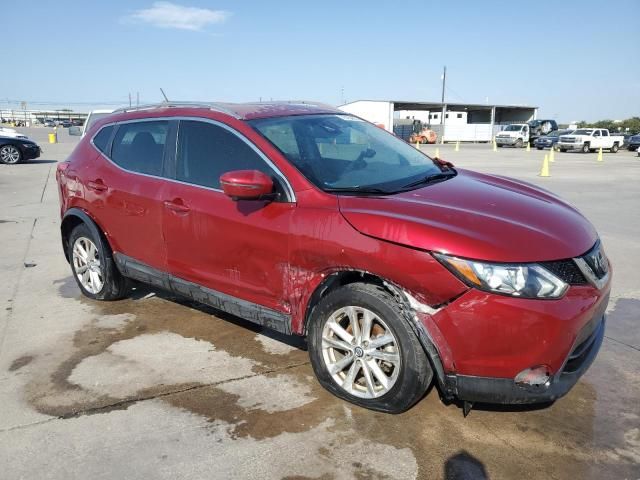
343;148;376;174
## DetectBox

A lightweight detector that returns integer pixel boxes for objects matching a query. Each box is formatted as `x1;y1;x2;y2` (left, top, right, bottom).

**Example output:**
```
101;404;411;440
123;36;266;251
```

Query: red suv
56;102;611;413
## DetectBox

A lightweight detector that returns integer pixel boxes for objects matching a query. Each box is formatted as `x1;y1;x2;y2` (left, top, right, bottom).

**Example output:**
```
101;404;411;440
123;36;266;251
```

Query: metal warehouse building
339;100;538;143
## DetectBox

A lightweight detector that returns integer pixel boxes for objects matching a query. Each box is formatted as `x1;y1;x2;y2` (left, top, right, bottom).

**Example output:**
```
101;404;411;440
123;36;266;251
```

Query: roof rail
111;102;241;118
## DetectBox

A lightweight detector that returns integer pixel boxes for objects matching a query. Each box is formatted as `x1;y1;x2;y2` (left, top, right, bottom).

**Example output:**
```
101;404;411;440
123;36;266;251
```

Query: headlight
434;253;568;299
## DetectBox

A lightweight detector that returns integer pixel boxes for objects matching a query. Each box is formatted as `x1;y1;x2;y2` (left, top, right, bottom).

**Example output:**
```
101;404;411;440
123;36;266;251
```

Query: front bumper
22;145;41;160
449;315;605;404
557;142;581;149
495;137;518;145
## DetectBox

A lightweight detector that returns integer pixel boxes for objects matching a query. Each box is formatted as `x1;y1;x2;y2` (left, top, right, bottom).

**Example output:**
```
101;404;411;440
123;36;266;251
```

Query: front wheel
582;143;590;153
308;283;433;413
610;143;619;153
514;139;523;148
536;146;544;150
0;145;22;164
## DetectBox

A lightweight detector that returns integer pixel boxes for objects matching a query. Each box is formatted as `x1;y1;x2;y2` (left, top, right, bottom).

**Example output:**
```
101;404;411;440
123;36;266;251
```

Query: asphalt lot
1;127;639;480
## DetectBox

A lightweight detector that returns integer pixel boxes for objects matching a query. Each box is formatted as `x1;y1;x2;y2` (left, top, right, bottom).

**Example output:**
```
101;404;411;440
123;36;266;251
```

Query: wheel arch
60;208;111;262
302;269;450;396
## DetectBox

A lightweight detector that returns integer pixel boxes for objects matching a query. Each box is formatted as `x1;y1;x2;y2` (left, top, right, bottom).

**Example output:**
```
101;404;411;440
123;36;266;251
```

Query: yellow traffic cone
597;147;603;162
539;154;550;177
526;142;531;152
455;141;460;152
415;141;421;150
435;147;440;158
549;147;555;163
493;139;497;152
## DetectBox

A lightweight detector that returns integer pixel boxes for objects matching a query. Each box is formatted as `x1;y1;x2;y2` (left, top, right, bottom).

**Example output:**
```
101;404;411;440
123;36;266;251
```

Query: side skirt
113;253;292;335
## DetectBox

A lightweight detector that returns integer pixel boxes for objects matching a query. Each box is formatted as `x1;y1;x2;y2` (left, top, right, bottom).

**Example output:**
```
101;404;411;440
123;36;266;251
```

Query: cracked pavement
1;129;638;479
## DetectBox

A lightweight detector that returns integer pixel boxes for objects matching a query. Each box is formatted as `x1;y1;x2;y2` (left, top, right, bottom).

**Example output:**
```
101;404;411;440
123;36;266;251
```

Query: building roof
341;99;537;111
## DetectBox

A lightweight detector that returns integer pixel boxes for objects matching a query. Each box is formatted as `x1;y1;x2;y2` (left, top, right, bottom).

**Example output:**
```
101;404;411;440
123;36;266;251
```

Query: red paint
220;170;274;199
57;103;611;384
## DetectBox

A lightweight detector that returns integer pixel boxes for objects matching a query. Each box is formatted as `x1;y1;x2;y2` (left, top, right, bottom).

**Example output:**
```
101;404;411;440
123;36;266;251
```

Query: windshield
503;125;523;131
250;114;446;193
573;129;593;135
528;120;542;127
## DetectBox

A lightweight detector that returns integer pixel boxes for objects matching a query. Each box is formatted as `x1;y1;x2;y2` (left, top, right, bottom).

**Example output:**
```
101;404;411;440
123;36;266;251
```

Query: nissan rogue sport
56;102;611;413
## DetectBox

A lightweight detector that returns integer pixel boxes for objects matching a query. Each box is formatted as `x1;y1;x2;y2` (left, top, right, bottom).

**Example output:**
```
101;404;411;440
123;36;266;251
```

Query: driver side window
176;120;282;194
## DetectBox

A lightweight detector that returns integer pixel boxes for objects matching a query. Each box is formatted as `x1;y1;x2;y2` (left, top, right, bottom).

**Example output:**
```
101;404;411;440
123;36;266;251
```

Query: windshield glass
573;129;593;135
528;120;542;127
250;114;445;192
503;125;523;131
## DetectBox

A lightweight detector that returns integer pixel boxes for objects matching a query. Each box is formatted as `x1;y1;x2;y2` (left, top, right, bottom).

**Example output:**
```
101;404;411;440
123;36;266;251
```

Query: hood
338;170;597;262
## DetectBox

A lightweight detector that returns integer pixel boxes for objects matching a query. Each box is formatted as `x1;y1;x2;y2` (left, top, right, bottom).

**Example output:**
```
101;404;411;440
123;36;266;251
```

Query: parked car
0;127;29;139
557;128;624;153
627;133;640;151
533;129;572;150
60;120;72;128
0;136;41;164
56;102;611;413
69;109;114;137
495;124;530;147
43;119;56;128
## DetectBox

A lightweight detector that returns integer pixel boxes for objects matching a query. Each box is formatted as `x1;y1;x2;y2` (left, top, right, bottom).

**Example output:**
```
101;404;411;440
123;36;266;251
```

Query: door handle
164;199;190;214
87;179;108;192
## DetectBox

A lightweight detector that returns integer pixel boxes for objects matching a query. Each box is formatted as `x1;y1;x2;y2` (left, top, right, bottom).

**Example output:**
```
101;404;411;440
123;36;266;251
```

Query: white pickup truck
557;128;624;153
495;124;530;148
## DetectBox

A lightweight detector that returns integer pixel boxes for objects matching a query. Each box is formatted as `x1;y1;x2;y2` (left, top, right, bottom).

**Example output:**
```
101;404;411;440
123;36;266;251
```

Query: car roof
111;101;342;121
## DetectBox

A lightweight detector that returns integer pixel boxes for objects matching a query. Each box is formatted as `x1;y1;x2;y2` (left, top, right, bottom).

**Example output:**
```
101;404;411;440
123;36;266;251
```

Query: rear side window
111;121;168;176
93;126;114;154
176;120;277;189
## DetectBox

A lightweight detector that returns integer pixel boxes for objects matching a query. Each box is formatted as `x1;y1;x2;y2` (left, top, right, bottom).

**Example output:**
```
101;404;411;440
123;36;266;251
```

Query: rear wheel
308;283;432;413
611;143;619;153
68;223;128;300
582;143;590;153
0;145;21;164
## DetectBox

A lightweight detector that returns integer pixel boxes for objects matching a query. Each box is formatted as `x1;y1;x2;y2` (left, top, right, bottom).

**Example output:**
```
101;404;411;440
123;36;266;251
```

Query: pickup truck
495;124;530;147
557;128;624;153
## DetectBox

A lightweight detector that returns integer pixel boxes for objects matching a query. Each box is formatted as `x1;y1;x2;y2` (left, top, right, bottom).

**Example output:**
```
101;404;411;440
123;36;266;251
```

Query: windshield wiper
399;170;457;190
324;186;393;195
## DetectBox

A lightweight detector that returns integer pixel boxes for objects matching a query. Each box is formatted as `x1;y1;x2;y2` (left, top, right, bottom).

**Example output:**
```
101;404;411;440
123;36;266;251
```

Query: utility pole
440;66;447;143
129;93;132;107
136;92;139;107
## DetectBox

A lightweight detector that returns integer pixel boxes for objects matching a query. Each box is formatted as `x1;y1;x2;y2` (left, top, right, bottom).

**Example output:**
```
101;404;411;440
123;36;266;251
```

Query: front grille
540;259;587;285
560;137;575;142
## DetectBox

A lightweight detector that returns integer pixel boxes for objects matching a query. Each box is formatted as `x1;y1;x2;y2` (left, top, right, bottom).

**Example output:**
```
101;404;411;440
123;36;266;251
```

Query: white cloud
124;2;230;31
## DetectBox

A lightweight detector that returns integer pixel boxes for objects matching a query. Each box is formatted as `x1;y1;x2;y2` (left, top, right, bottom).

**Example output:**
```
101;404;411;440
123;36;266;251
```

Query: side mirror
220;170;275;201
68;126;82;136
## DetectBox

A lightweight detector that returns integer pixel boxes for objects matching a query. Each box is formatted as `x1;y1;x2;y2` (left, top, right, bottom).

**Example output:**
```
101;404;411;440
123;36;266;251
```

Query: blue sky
3;1;639;121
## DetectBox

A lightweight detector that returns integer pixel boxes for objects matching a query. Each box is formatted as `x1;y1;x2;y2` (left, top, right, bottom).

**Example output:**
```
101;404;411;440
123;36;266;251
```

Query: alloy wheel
0;145;21;164
72;237;104;294
321;306;401;399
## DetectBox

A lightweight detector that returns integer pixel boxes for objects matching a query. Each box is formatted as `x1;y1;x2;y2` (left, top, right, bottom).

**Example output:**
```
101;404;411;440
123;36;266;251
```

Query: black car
0;136;41;164
60;120;72;128
533;129;572;150
627;133;640;151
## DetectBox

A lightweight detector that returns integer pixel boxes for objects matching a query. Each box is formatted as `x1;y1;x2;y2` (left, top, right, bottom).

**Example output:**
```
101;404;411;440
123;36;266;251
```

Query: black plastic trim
113;253;292;335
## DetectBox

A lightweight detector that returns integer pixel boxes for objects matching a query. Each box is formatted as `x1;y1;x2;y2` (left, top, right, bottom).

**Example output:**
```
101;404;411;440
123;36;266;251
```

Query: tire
68;223;128;300
0;144;22;164
307;282;433;413
536;147;543;150
611;143;619;153
515;139;523;148
497;144;503;148
581;143;590;153
559;148;567;152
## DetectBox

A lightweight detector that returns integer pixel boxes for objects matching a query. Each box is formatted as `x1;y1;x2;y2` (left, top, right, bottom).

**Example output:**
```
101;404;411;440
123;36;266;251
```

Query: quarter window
93;125;114;154
111;121;168;176
176;120;278;191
